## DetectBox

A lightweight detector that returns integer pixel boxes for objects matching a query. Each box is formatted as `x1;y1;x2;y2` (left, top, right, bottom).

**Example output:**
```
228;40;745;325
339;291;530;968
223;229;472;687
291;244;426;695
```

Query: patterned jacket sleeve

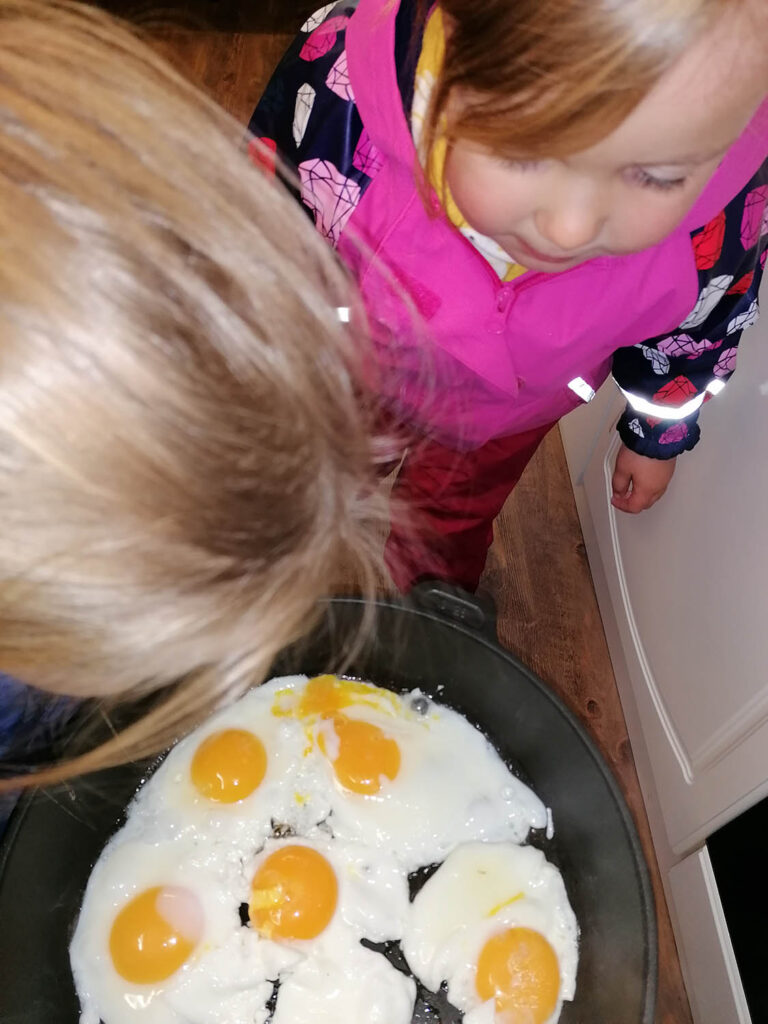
247;2;376;249
246;7;322;175
613;166;768;460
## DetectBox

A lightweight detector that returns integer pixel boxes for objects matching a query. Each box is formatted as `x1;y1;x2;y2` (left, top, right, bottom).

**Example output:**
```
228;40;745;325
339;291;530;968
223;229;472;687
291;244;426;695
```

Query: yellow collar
411;7;526;282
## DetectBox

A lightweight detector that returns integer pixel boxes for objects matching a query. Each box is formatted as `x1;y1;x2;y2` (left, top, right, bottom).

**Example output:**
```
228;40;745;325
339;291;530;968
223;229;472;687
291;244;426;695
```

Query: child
250;0;768;592
0;0;386;805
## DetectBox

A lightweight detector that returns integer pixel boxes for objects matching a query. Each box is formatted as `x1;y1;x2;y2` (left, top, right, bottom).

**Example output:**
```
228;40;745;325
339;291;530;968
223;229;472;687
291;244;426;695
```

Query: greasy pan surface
0;593;657;1024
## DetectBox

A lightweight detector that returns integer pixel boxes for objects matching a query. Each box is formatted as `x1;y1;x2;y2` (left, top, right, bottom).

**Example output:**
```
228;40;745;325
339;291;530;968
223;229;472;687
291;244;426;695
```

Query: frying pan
0;588;657;1023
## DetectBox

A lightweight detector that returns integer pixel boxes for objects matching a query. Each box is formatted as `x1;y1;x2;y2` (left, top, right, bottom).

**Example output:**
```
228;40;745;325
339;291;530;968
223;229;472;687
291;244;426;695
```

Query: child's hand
611;444;676;514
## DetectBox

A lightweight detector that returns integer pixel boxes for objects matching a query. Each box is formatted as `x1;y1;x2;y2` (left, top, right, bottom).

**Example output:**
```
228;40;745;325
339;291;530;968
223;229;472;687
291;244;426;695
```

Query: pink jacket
252;0;768;452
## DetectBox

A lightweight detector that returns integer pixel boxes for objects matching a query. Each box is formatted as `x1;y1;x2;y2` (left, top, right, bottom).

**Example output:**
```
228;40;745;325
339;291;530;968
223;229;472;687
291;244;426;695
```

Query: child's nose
534;191;605;254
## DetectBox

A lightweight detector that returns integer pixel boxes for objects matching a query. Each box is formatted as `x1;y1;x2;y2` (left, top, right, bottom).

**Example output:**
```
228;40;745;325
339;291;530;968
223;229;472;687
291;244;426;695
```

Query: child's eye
629;167;688;192
498;157;544;172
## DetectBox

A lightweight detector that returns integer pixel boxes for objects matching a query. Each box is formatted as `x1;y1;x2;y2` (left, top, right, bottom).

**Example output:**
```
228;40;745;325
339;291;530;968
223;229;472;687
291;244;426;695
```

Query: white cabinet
667;849;750;1024
560;280;768;1023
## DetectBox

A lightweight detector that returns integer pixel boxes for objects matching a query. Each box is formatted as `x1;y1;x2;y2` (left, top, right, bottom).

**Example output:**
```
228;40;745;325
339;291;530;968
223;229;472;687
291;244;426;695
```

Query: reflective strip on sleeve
567;377;596;402
616;377;726;419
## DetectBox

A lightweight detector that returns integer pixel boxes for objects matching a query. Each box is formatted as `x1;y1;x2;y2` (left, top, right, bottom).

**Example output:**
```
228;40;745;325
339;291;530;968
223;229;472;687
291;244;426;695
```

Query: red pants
385;422;553;593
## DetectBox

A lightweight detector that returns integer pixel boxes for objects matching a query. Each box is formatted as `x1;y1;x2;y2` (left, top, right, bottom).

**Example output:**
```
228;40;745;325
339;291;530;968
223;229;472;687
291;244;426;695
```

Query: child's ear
440;9;456;40
445;87;473;136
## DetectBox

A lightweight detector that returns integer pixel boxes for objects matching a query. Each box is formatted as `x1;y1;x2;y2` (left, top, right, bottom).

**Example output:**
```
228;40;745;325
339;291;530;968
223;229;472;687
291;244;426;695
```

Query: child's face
445;3;768;274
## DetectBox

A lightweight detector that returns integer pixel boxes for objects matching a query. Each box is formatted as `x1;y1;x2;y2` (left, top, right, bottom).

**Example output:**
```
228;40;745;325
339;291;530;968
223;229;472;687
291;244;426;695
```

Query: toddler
250;0;768;591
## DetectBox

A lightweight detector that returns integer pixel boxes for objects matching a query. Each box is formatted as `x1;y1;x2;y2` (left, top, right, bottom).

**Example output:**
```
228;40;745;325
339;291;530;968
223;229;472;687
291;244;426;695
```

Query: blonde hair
421;0;732;166
0;1;387;786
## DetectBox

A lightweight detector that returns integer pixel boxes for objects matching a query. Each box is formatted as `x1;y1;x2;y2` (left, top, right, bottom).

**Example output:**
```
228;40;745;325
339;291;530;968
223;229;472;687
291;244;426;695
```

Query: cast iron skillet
0;589;657;1024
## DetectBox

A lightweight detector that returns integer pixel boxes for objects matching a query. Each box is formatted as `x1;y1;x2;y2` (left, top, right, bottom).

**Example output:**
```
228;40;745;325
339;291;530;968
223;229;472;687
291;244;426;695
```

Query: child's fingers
611;492;637;513
611;464;632;500
612;483;662;514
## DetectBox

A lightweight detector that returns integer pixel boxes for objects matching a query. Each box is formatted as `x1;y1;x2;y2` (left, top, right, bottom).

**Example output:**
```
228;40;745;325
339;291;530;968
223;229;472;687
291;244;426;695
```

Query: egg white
402;842;579;1023
272;942;416;1024
164;930;300;1024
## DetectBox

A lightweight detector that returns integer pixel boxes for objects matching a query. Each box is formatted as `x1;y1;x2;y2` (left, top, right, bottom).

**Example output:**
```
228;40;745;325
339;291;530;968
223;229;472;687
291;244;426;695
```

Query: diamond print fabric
299;159;362;244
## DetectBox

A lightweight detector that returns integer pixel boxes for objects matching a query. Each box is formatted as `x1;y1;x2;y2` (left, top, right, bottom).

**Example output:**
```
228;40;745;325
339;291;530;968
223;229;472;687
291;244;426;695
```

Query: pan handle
407;582;498;640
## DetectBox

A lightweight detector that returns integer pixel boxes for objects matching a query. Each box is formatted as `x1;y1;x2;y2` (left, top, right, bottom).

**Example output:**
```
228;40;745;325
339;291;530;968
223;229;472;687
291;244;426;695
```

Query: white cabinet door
562;283;768;856
667;848;750;1024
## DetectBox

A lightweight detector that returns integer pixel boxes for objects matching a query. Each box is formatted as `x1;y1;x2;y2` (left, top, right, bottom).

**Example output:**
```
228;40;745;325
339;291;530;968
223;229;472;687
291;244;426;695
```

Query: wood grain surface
137;18;694;1023
483;429;693;1024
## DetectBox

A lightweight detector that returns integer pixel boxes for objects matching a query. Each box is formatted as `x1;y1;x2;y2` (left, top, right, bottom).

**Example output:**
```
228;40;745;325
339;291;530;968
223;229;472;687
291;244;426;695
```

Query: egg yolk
190;728;267;803
323;714;400;794
109;886;203;984
249;845;338;941
276;674;399;720
299;674;344;717
475;927;560;1024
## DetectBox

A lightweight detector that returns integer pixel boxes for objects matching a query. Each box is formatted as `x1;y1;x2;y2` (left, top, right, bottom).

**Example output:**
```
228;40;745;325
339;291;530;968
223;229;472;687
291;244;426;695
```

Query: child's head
424;0;768;271
0;2;385;778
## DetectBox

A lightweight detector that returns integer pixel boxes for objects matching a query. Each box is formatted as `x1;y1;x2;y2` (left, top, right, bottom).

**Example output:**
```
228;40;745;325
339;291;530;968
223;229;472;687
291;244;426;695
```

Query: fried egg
245;836;415;1024
70;837;297;1024
127;678;326;852
246;836;409;951
273;675;547;869
272;942;416;1024
402;842;579;1024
